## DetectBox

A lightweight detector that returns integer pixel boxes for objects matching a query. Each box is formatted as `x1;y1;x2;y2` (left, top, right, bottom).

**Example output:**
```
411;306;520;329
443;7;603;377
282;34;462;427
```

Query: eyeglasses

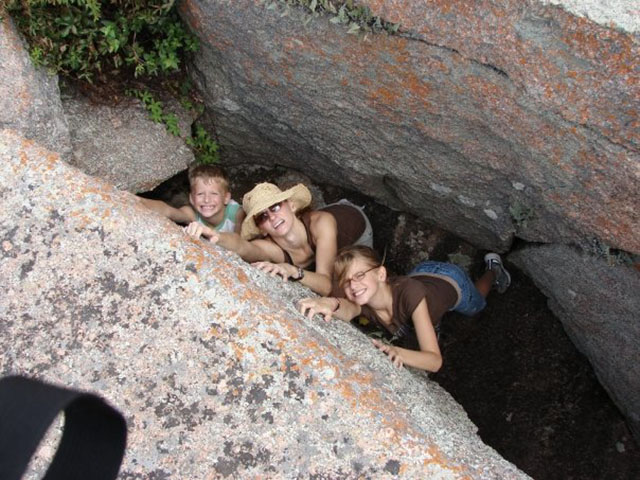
341;265;379;288
254;201;283;225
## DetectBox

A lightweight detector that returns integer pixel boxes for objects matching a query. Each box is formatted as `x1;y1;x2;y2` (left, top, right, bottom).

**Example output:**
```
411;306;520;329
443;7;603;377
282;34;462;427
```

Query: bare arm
225;236;286;263
139;197;195;224
373;299;442;372
298;296;361;322
254;211;337;295
185;224;287;264
301;211;338;296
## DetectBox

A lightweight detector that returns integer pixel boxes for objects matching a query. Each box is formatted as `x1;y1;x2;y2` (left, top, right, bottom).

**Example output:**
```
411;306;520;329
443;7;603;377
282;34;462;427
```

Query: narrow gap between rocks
140;165;640;480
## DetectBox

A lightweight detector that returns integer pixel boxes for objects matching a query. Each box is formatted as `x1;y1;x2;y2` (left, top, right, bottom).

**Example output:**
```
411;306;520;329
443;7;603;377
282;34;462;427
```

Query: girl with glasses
299;245;511;372
185;182;373;296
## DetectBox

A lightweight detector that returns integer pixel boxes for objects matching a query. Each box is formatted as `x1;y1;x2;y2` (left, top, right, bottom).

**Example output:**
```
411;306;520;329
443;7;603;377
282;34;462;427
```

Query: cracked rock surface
0;129;529;478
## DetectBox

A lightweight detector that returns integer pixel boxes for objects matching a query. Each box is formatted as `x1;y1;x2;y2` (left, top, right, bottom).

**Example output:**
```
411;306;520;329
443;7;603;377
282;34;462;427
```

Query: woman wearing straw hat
185;182;373;296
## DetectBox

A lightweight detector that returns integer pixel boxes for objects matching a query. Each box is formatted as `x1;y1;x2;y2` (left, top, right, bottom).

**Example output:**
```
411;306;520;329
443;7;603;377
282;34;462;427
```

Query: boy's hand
372;339;404;369
298;297;337;322
252;262;293;281
184;222;219;243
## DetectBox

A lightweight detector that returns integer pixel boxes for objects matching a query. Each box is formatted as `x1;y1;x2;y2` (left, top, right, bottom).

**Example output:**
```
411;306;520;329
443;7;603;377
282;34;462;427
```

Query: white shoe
484;253;511;294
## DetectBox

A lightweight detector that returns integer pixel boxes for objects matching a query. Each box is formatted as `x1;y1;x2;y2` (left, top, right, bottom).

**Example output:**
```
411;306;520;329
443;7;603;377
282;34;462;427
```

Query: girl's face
255;199;295;237
341;256;384;305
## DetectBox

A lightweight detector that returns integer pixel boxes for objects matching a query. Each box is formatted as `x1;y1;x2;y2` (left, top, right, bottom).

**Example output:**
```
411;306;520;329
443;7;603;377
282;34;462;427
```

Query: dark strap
0;375;127;480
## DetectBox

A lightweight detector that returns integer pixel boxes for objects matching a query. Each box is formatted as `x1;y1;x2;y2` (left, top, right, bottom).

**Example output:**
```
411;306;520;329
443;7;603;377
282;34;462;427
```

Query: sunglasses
254;201;283;225
340;265;378;288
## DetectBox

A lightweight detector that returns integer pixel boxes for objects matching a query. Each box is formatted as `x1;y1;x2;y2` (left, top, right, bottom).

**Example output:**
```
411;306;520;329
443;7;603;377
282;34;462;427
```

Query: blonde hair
188;164;229;192
334;245;382;287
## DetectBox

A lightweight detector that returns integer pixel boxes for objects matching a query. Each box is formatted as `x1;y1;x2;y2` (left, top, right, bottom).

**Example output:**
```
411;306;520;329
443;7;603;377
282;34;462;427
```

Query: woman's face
254;199;295;237
341;256;381;305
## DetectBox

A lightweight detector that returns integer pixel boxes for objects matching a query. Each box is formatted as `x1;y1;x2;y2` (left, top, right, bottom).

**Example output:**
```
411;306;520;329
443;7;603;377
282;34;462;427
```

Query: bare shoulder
309;209;337;232
249;236;287;262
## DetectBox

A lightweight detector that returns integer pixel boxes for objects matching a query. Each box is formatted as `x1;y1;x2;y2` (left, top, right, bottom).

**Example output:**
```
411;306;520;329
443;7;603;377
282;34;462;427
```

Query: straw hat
240;182;312;239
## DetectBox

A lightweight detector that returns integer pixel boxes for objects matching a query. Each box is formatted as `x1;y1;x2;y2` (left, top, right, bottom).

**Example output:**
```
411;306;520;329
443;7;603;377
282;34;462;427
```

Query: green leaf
347;22;360;34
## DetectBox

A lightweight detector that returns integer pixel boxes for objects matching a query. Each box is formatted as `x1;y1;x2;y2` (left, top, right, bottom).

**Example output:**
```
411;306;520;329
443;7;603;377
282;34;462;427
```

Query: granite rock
0;16;71;159
510;244;640;442
179;0;639;254
62;88;196;193
0;128;528;478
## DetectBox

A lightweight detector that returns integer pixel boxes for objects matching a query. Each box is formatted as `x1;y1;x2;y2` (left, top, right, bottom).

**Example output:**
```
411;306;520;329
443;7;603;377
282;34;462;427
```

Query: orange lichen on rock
236;267;249;284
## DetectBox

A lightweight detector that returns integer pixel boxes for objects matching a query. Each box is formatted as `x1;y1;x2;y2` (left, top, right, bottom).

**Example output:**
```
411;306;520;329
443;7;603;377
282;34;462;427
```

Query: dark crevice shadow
139;164;640;480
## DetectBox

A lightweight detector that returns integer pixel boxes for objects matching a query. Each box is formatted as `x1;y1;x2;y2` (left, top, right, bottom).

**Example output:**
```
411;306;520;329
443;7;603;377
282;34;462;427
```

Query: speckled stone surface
0;129;529;478
180;0;639;254
541;0;640;32
510;244;640;442
61;87;196;193
0;16;71;160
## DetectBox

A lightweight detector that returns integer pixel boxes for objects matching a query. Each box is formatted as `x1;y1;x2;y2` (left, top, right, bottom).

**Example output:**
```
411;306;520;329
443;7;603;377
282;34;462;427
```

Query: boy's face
189;177;231;221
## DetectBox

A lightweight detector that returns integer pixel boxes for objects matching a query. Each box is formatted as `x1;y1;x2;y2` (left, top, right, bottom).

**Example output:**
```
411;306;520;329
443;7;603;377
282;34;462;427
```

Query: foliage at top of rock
4;0;198;83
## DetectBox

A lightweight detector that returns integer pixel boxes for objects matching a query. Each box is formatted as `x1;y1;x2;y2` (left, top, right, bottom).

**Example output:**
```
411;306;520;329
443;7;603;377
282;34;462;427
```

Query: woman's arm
373;299;442;372
184;223;286;264
298;296;361;322
304;211;339;296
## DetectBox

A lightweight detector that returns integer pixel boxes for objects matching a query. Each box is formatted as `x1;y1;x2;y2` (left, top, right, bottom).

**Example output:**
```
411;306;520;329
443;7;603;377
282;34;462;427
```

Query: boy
140;164;244;233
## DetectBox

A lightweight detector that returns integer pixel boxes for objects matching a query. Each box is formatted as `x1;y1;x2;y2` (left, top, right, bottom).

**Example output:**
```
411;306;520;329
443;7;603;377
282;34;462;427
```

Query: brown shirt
359;275;458;349
281;203;366;267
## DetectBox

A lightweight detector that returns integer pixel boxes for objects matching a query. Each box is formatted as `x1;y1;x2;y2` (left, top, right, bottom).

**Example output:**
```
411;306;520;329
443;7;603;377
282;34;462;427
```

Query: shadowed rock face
179;0;639;254
0;129;528;478
510;245;640;441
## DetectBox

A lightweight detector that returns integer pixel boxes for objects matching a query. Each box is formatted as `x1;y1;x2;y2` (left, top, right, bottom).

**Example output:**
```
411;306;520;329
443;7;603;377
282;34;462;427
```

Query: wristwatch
290;266;305;282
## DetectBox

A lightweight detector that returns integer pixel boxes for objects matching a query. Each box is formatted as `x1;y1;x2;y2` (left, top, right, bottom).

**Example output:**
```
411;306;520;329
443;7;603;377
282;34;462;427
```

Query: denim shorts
408;261;486;316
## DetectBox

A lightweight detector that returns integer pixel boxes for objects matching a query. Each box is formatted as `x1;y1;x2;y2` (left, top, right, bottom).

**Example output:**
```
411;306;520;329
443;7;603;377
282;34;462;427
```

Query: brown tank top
360;276;458;350
281;204;366;267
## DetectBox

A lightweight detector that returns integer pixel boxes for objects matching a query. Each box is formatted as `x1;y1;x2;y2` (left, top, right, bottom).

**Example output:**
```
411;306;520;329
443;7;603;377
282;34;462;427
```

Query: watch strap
290;266;304;281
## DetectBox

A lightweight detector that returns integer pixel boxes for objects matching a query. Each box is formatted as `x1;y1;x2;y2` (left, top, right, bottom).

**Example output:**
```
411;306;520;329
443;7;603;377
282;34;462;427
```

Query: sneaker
484;253;511;294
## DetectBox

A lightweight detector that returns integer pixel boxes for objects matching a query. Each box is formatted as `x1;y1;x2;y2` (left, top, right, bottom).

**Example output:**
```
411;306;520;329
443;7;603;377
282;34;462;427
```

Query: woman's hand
298;297;339;322
252;261;296;281
372;339;404;368
184;222;219;243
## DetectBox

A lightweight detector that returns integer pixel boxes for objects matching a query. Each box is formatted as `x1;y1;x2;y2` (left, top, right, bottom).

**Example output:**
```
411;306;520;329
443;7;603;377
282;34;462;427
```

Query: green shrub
509;201;535;229
269;0;400;34
588;238;638;266
187;125;220;165
5;0;198;82
126;88;181;136
126;87;220;165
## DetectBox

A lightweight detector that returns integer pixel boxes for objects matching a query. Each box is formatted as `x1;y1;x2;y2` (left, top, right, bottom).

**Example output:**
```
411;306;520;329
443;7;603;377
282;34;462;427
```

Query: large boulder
509;244;640;441
0;128;528;478
179;0;639;254
62;88;196;193
0;16;71;159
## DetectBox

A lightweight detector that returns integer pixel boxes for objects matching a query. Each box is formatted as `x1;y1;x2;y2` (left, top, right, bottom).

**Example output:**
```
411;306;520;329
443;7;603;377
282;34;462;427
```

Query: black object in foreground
0;375;127;480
